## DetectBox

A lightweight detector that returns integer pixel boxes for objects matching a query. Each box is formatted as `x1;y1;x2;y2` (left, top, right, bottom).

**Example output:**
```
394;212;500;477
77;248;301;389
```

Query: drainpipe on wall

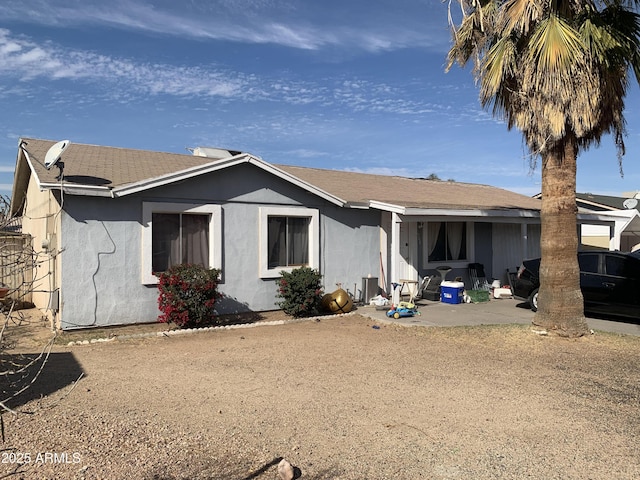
43;235;59;328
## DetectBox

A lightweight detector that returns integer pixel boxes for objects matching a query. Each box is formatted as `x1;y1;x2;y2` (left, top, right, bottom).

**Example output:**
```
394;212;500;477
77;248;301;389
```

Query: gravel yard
2;312;640;479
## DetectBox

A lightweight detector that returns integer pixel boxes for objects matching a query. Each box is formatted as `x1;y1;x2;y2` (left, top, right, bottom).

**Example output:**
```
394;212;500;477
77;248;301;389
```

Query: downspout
49;189;63;329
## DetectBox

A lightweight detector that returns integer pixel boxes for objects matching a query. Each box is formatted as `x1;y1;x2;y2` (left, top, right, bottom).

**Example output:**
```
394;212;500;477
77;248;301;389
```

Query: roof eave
577;198;618;211
11;141;38;216
577;209;640;225
402;207;541;218
368;201;406;214
369;201;543;218
39;183;114;197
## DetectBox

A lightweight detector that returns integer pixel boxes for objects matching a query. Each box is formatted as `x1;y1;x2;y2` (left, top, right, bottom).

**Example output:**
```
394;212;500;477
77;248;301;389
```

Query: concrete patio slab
357;297;640;336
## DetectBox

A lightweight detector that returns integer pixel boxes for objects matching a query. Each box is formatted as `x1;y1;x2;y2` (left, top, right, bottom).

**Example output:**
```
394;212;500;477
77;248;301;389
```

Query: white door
398;222;418;283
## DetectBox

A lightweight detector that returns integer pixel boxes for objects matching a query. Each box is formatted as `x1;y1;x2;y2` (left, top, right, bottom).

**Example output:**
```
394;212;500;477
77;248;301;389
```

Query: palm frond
527;14;584;72
481;36;517;96
503;0;544;35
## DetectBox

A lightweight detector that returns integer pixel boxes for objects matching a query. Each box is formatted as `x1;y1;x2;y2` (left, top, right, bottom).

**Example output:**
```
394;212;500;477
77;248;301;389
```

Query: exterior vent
191;147;242;160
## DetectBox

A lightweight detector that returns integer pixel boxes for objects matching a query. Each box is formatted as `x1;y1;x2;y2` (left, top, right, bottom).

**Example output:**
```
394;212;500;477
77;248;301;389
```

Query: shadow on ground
1;351;85;410
145;454;339;480
515;299;640;326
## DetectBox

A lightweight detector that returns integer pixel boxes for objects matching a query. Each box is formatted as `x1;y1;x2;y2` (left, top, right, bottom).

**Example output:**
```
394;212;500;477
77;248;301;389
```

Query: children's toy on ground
386;301;420;319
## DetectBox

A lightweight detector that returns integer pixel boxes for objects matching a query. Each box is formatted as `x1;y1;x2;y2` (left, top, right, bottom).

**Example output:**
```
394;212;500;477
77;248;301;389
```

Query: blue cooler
440;281;464;304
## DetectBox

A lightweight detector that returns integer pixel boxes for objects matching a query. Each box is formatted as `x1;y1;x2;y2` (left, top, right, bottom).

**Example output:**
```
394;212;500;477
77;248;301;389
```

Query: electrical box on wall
48;288;59;312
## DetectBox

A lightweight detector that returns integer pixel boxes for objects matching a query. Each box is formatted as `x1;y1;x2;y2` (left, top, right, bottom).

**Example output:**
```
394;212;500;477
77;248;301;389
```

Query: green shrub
157;264;222;328
276;267;324;317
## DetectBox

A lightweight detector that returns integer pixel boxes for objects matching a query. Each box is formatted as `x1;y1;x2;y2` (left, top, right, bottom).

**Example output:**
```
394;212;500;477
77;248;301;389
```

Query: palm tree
447;0;640;337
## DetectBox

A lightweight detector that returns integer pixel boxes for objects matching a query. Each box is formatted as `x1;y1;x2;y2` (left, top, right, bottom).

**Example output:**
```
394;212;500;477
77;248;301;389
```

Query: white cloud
0;29;245;98
0;0;450;52
0;29;459;119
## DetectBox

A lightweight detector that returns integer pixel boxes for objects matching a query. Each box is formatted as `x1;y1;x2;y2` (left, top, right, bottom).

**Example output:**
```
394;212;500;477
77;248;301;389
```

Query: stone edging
66;311;358;346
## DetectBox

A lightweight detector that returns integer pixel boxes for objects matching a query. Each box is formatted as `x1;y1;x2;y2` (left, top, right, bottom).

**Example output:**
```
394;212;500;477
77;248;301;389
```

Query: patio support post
520;223;528;259
390;212;401;287
610;222;619;251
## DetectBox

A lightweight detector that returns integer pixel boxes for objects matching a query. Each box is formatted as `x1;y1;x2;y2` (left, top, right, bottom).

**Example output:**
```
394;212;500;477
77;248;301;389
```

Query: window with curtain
259;206;319;278
267;216;310;268
152;213;210;273
427;221;467;262
142;202;221;285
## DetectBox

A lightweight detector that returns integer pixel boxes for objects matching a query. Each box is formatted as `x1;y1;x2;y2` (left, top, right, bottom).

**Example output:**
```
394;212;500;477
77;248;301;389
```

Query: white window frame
142;202;222;285
259;206;319;278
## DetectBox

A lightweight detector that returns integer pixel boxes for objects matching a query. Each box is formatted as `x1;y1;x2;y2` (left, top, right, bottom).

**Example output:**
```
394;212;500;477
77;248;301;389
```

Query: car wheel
528;288;539;312
393;312;400;319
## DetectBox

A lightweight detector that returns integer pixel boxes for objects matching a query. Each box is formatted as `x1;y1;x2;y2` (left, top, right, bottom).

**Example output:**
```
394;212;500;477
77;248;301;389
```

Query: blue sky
1;0;639;198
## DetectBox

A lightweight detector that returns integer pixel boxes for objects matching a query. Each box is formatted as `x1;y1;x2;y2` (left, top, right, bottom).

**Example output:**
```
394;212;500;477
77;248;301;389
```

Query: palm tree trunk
533;137;589;337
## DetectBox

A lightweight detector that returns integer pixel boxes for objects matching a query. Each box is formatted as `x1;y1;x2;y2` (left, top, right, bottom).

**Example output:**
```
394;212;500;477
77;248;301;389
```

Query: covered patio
382;208;632;299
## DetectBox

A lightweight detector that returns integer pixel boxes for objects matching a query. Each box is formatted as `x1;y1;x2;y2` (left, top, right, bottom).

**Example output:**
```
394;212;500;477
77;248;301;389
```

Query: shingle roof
276;164;541;210
19;138;213;188
577;192;639;212
15;138;541;212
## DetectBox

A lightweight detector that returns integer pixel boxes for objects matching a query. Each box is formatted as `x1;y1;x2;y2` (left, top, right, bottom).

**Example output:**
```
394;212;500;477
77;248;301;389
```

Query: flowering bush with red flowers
276;267;324;318
156;264;222;328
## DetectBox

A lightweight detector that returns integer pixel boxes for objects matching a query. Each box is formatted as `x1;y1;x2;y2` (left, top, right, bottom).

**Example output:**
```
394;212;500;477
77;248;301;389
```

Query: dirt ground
2;311;640;479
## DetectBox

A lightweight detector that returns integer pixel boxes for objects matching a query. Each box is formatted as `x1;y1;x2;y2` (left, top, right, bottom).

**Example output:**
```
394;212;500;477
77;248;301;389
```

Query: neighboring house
577;192;640;252
8;138;622;330
533;192;640;252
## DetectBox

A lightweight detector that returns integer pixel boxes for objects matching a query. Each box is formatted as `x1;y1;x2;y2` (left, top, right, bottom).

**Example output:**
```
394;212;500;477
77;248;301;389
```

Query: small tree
157;264;222;328
276;267;324;318
0;193;59;424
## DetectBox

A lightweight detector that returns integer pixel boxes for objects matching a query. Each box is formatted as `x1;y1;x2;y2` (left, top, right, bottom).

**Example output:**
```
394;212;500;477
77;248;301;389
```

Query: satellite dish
44;140;70;170
623;198;638;210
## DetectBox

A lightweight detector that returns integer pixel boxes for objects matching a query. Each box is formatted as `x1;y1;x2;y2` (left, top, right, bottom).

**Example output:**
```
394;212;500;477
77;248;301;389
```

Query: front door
398;222;418;283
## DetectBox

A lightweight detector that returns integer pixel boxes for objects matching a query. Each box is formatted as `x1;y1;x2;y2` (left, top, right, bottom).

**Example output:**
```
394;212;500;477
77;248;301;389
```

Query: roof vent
191;146;242;160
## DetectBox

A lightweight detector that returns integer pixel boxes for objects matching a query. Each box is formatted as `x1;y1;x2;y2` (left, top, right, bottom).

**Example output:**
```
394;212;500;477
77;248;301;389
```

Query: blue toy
386;301;420;319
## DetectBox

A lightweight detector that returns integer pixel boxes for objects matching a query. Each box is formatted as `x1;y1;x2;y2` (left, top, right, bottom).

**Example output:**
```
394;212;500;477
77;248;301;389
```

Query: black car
513;251;640;319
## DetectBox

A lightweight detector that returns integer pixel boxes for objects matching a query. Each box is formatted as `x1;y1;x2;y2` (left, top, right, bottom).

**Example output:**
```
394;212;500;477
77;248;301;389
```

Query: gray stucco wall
60;195;155;329
58;164;380;329
473;222;494;279
319;205;380;300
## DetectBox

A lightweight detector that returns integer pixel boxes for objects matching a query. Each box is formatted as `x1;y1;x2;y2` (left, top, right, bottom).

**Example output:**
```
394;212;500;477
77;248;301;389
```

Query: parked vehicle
513;251;640;319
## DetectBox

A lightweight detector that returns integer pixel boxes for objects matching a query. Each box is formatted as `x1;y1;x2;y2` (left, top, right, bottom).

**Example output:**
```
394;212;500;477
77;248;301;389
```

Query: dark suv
513;251;640;319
